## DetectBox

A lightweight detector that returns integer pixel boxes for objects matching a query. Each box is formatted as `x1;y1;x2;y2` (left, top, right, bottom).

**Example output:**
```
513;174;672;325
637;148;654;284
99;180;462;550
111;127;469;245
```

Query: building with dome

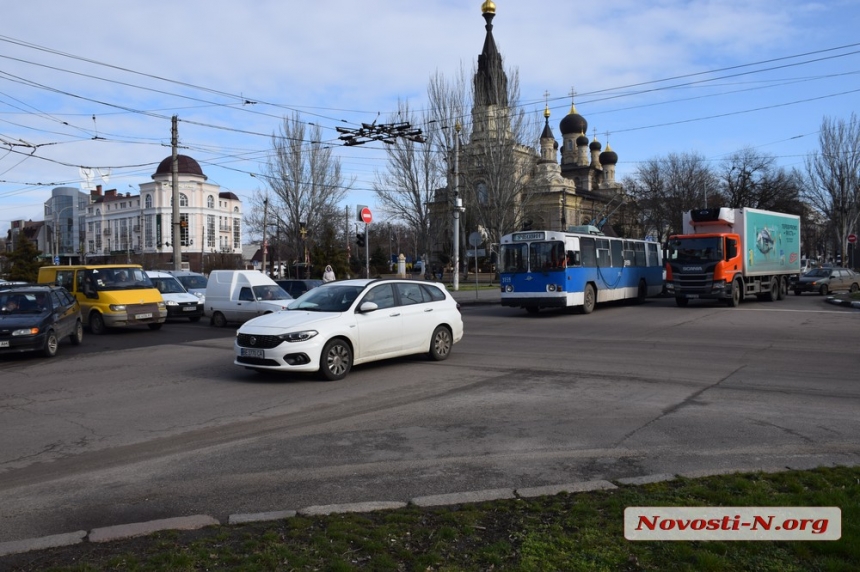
81;154;242;270
428;1;628;268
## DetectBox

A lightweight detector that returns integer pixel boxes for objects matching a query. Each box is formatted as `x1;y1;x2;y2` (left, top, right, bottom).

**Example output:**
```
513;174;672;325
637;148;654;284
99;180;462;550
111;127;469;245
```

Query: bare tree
462;66;539;245
253;113;352;271
372;101;443;262
628;152;716;237
720;147;801;212
803;114;860;264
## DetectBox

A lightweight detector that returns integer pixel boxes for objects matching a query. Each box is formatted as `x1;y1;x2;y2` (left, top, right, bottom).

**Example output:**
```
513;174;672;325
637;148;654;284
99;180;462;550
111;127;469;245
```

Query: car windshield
805;268;829;278
152;277;186;294
253;285;291;301
1;293;48;314
177;275;207;290
287;284;365;312
86;268;154;291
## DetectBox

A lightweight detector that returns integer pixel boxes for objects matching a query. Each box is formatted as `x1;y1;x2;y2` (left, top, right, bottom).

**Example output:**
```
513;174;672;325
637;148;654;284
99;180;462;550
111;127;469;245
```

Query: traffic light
356;231;365;247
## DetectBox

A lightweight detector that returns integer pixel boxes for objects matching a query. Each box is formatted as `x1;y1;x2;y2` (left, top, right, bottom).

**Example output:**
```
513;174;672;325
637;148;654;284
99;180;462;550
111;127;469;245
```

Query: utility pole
171;115;181;271
261;197;268;274
453;122;463;291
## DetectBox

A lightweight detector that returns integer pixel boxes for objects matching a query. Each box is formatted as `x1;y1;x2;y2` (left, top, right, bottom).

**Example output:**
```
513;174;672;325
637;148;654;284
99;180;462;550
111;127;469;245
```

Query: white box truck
204;270;292;327
665;207;801;307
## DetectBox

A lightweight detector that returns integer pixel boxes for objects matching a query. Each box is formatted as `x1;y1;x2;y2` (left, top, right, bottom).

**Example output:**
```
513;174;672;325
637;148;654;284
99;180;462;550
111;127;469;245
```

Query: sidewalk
447;285;500;305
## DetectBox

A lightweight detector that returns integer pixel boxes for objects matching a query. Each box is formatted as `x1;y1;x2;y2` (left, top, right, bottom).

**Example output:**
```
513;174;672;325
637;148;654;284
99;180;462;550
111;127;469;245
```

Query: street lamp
53;204;76;265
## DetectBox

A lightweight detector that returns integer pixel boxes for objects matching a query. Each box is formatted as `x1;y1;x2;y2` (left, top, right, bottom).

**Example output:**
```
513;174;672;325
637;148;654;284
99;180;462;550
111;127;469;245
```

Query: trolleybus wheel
580;284;596;314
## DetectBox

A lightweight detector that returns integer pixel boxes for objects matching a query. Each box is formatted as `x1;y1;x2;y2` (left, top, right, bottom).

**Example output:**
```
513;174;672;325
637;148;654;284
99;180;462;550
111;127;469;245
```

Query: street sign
360;206;373;224
53;256;60;265
466;249;486;257
848;234;857;244
468;231;483;247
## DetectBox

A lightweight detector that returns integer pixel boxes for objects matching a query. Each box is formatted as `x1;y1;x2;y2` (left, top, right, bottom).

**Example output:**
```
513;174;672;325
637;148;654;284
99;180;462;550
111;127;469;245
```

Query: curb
4;462;857;558
825;296;860;309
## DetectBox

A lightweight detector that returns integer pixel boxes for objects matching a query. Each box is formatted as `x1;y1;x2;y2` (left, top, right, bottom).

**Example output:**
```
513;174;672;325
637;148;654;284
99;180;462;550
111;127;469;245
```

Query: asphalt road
1;294;858;544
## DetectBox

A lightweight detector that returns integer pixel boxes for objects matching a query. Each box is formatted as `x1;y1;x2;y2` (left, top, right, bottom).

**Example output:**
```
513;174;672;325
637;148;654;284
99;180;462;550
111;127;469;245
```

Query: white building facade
84;154;242;270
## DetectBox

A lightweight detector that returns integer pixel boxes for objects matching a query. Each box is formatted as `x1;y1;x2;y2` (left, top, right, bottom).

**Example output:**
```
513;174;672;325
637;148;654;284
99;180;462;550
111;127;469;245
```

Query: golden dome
482;1;496;14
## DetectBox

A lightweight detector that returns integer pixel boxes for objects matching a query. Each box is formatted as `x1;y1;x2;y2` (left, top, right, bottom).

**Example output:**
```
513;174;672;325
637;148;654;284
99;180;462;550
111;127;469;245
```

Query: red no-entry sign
849;234;857;244
360;206;373;224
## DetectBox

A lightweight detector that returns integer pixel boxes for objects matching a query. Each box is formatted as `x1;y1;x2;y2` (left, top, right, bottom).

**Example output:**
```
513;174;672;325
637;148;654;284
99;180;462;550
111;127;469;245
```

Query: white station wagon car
234;278;464;380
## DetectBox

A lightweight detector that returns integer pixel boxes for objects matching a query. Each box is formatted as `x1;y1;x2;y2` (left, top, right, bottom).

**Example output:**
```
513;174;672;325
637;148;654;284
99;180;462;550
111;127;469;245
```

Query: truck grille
675;272;714;292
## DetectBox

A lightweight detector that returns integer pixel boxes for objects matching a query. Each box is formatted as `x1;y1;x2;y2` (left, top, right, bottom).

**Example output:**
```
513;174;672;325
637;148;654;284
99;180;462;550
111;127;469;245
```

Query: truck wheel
580;284;596;314
212;312;228;327
777;277;787;300
675;296;689;307
766;278;778;302
725;279;741;307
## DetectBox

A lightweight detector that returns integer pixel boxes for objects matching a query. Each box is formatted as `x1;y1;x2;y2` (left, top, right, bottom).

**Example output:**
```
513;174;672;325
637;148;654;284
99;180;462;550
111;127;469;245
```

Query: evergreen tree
7;235;44;282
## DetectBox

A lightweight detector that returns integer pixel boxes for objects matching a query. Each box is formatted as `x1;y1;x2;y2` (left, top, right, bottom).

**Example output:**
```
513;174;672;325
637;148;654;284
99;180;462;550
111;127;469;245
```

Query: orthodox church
430;1;627;265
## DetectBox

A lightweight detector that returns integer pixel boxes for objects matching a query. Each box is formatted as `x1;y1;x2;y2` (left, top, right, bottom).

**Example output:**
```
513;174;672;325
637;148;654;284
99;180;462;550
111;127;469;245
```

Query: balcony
103;229;111;236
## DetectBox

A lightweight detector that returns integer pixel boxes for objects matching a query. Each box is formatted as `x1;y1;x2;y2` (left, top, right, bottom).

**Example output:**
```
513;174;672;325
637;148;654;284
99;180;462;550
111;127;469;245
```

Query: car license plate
0;341;9;348
686;294;699;299
135;312;153;319
182;306;197;312
241;348;265;359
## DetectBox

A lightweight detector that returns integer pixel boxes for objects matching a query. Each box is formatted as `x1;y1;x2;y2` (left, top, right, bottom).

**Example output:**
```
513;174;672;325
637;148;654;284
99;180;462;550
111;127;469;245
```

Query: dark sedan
0;284;83;357
792;267;860;296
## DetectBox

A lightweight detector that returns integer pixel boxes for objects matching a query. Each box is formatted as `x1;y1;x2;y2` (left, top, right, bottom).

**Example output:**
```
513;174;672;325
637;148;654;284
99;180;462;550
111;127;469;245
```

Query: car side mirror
358;301;379;313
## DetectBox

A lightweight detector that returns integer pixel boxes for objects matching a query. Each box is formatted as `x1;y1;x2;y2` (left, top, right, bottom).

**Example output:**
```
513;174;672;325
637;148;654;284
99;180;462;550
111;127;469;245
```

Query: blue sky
2;0;859;236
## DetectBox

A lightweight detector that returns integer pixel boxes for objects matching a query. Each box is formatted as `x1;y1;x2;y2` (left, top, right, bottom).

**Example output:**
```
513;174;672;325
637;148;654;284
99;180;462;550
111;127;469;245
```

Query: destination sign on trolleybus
512;232;546;242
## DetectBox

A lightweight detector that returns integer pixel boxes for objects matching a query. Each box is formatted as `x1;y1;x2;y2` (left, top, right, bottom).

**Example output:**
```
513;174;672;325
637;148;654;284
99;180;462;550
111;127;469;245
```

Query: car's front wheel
319;338;352;381
89;312;106;335
819;284;829;296
429;326;453;361
42;330;59;357
850;283;859;293
70;320;83;345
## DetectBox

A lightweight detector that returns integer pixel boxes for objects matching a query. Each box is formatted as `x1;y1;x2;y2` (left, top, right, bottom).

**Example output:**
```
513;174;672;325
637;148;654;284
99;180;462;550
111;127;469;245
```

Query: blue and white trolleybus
499;228;664;314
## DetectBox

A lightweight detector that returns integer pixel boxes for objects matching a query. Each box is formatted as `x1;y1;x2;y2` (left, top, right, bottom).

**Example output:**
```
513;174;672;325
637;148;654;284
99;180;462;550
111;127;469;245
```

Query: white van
204;270;292;327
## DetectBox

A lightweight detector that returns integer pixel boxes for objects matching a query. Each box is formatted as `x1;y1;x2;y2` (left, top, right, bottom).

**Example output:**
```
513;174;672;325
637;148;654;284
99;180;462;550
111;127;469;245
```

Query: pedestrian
323;264;336;283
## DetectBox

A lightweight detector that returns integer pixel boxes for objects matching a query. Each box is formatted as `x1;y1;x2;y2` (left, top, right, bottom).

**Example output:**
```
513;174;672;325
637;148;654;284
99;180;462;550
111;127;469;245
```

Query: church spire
475;1;507;107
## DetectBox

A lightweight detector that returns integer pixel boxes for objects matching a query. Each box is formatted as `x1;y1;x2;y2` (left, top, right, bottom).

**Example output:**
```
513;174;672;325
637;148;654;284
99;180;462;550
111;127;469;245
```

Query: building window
207;215;215;248
476;182;488;204
233;218;241;250
207;195;214;209
170;193;189;207
145;194;152;208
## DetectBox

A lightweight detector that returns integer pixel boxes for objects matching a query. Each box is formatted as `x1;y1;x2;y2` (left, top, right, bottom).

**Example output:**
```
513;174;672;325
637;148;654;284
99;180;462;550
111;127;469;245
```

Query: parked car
792;267;860;295
146;271;204;322
157;270;208;301
234;278;464;381
275;279;323;299
0;284;83;357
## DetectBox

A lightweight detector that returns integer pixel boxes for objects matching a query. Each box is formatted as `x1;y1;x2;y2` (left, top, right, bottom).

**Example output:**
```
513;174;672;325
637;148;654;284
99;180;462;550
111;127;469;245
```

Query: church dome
599;144;618;165
589;138;602;152
560;103;588;136
576;132;589;147
153;154;207;180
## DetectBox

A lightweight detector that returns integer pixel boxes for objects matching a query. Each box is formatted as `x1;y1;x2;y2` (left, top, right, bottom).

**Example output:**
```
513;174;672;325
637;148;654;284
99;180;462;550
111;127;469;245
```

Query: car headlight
157;301;166;309
109;304;126;311
12;327;40;336
164;300;178;306
277;330;319;343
